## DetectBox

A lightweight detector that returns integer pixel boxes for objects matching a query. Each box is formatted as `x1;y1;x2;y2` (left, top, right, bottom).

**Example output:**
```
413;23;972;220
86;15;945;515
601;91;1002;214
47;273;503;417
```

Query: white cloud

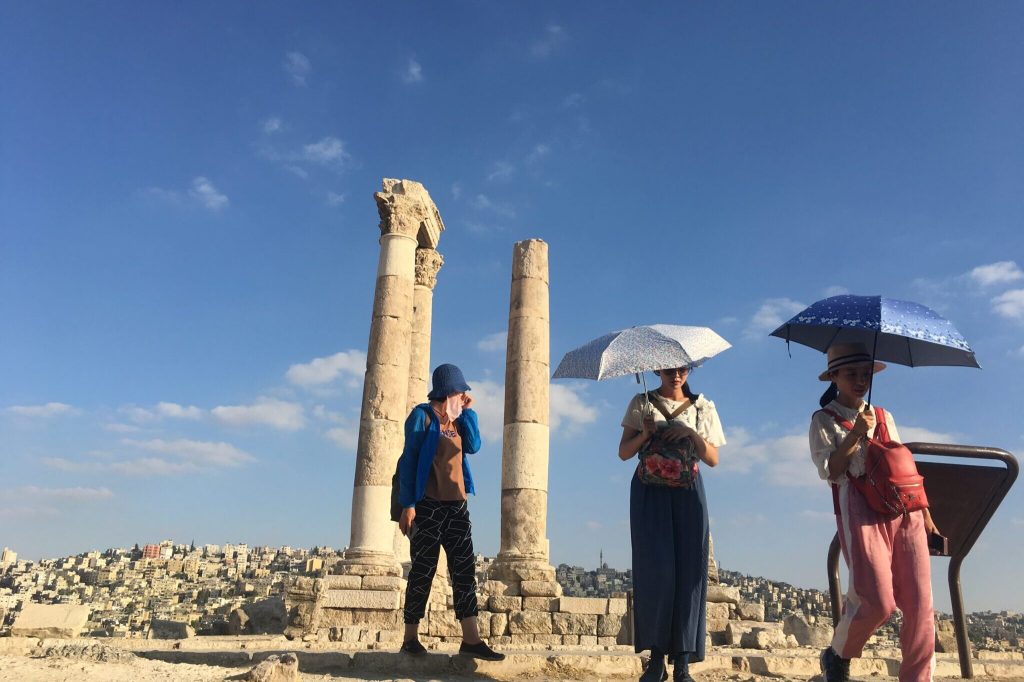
969;261;1023;287
550;384;599;434
120;402;203;423
477;331;508;352
262;117;283;134
471;193;515;217
718;426;821;487
155;402;203;419
20;486;113;500
744;298;806;340
0;506;59;519
560;92;584;109
326;426;359;452
898;425;958;444
285;51;311;86
402;58;423;84
530;24;565;59
992;289;1024;320
486;162;515;183
287;350;366;387
302;137;351;166
6;402;77;417
526;144;551;164
465;379;505;442
188;176;229;211
284;165;309;179
103;422;141;433
125;438;255;467
211;398;306;431
109;458;200;476
823;285;849;297
326;191;346;206
451;182;463;200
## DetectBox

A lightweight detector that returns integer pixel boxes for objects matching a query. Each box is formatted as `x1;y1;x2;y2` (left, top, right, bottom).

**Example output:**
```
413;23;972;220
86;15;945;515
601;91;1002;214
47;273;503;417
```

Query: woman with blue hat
396;363;504;661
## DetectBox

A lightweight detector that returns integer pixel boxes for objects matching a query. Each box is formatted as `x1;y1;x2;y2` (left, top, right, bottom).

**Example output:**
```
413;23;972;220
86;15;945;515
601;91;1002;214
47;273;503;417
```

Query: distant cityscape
1;544;1020;649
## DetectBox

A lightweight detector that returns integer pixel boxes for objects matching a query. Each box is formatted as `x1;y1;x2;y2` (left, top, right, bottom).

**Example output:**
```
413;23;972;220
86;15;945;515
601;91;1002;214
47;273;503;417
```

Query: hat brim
427;383;472;400
819;361;886;382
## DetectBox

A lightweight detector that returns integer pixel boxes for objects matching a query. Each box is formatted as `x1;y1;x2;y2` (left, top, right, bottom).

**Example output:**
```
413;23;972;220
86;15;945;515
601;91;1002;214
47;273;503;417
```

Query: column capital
375;178;445;247
414;248;444;289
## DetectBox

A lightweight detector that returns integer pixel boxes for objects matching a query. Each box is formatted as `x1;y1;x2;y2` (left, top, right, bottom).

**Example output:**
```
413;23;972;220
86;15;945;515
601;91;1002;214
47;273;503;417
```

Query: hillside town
2;544;1020;651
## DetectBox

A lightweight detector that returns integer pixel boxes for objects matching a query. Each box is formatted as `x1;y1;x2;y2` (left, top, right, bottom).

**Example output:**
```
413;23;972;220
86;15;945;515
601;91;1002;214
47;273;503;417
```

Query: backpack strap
646;390;689;421
873;406;889;441
820;408;855;432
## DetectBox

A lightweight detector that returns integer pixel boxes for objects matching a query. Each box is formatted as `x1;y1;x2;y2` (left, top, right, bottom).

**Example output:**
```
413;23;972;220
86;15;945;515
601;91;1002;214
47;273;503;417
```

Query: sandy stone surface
0;655;992;682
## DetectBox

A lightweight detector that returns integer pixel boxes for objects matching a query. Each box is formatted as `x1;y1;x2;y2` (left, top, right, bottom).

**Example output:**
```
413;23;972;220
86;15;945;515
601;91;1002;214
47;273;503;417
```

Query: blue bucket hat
428;363;471;401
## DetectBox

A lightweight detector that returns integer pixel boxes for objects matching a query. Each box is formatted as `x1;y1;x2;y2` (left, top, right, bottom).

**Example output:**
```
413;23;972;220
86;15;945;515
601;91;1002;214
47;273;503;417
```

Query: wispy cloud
402;58;423;84
326;191;346;206
125;438;255;467
284;165;309;179
969;261;1023;287
530;24;566;59
525;144;551;164
744;298;806;340
43;437;255;477
286;350;365;387
823;285;849;297
19;486;114;501
0;506;59;519
262;117;283;134
451;182;463;200
211;398;306;431
6;402;77;418
717;427;819;487
550;383;599;434
285;51;311;86
477;331;508;352
326;426;359;452
560;92;584;109
471;193;515;217
486;161;515;183
103;422;142;433
992;289;1024;321
188;176;229;211
120;402;203;423
302;137;351;166
899;425;958;443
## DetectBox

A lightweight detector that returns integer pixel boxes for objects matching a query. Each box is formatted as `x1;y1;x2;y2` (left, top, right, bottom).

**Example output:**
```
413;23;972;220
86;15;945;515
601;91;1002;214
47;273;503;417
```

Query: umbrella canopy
553;324;732;380
769;294;979;368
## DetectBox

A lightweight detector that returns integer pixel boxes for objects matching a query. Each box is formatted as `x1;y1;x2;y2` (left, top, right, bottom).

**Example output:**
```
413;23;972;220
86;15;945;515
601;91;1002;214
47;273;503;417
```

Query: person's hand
399;507;416;536
462;393;474;409
923;508;940;536
661;423;696;443
852;409;876;437
640;415;657;441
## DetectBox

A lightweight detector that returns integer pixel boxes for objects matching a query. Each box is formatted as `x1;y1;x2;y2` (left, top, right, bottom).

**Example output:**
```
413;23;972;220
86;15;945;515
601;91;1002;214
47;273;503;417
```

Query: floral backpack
637;391;703;488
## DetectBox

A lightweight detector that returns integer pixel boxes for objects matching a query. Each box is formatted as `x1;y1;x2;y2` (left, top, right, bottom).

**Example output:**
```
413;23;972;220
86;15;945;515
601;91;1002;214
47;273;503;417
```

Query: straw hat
818;342;886;381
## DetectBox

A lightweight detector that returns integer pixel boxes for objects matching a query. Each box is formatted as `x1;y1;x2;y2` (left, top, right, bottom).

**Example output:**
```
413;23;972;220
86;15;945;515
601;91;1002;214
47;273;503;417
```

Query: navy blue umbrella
770;294;980;369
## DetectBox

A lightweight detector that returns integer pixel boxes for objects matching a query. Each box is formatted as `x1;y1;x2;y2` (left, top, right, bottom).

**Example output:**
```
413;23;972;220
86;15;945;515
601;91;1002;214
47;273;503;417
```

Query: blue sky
2;3;1023;611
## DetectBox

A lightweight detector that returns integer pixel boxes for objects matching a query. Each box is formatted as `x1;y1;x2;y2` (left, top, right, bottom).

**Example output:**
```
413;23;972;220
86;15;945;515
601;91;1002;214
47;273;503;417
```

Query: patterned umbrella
769;294;979;369
553;324;732;380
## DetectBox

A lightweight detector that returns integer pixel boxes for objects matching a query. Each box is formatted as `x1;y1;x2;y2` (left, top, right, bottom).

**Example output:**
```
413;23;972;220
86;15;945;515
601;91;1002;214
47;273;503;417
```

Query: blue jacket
398;404;481;509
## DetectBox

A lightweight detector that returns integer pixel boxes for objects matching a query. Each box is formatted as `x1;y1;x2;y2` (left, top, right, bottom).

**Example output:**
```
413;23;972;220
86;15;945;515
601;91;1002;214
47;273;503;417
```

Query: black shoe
640;654;668;682
459;639;505;661
400;639;427;656
672;669;695;682
820;647;850;682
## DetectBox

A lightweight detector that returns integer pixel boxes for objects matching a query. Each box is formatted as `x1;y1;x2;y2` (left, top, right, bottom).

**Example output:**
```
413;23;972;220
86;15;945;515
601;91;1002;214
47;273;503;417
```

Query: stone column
488;239;559;595
340;179;444;577
394;247;444;567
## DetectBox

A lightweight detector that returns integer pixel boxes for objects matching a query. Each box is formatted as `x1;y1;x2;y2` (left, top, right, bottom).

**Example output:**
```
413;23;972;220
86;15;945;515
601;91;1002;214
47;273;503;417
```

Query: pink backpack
821;406;929;517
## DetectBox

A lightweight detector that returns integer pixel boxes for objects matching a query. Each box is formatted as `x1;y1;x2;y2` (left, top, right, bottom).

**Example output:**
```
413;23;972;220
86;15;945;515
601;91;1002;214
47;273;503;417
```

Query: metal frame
827;444;1018;679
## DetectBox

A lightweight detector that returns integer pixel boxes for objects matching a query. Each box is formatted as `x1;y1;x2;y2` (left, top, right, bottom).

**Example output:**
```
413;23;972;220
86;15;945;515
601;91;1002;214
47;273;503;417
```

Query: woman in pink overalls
809;342;939;682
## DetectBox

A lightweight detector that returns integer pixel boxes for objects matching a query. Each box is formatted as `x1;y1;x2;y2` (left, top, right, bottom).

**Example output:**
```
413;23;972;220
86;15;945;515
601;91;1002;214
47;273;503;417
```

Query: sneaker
400;639;427;656
458;639;505;661
820;647;850;682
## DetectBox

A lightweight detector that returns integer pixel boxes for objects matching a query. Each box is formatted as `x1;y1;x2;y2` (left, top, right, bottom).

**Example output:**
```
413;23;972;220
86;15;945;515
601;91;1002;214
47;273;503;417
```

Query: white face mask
444;394;464;422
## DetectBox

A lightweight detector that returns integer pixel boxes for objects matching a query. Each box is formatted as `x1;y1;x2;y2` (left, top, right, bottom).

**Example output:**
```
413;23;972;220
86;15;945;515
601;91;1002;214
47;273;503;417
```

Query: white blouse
809;399;901;485
621;392;727;448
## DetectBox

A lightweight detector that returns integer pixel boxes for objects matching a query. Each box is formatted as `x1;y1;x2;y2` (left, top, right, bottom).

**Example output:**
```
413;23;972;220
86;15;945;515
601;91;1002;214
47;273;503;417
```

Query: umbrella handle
637;373;652;415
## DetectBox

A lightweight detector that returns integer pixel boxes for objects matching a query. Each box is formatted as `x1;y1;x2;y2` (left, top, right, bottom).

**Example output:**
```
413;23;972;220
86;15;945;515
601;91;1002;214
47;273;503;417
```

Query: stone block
725;621;753;647
935;617;958;653
523;597;557;611
331;561;401;577
426;610;462;637
740;627;791;650
706;602;730;621
606;598;628;615
706;618;729;634
520;580;561;597
361;576;404;591
322;575;362;590
488;561;555;583
783;613;833;648
321;589;400;610
11;604;90;639
510;634;535;645
558;597;608;615
535;634;562;646
490;613;508;637
578;634;598;647
488;595;522;613
377;629;402;643
552;613;598;635
706;584;740;604
508;611;553;635
736;601;765;621
479;580;521;596
597;613;626;637
475;611;492;638
148;618;194;640
561;635;579;645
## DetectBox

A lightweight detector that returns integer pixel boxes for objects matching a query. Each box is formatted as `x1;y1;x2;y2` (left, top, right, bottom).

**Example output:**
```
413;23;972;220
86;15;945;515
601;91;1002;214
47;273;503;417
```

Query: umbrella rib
907;336;914;368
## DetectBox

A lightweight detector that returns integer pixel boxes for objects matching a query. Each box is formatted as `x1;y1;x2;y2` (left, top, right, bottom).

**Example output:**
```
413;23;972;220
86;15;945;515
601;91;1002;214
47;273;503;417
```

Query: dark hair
819;382;838;408
652;370;699;402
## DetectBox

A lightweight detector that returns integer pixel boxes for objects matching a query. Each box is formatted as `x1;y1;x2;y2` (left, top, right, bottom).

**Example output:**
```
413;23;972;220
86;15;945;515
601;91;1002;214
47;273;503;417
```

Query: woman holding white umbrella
555;324;730;682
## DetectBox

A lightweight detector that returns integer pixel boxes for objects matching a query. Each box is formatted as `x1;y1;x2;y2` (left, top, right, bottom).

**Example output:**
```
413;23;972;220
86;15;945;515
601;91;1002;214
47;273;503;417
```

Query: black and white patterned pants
403;498;479;624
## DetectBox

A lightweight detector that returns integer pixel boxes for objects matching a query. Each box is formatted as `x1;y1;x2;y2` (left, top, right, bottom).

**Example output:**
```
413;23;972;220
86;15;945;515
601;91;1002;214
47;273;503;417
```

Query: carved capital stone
415;248;444;289
374;178;445;247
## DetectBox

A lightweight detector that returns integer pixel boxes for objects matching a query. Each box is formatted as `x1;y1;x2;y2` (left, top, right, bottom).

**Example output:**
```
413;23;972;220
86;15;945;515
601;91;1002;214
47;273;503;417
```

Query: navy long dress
630;469;709;660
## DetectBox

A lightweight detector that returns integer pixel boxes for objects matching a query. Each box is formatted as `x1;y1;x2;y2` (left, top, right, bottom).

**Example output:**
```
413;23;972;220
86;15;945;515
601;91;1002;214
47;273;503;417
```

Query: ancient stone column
394;247;444;567
488;239;559;595
340;179;444;577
